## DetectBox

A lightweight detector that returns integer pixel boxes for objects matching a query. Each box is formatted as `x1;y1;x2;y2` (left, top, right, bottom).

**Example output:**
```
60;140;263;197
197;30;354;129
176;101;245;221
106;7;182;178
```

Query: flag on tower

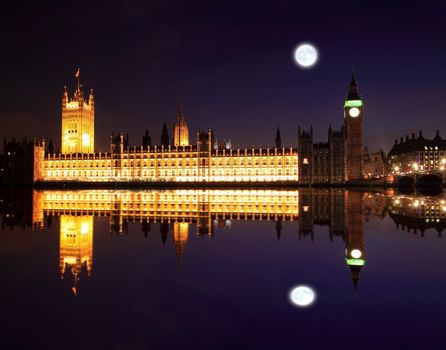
75;68;80;78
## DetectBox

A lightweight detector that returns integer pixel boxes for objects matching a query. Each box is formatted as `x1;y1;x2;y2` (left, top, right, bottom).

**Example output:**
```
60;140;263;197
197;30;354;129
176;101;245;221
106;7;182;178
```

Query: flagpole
77;68;80;91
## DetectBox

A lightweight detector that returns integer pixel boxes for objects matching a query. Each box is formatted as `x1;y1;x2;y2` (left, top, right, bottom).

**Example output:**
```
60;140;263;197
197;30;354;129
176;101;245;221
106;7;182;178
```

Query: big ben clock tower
344;72;363;181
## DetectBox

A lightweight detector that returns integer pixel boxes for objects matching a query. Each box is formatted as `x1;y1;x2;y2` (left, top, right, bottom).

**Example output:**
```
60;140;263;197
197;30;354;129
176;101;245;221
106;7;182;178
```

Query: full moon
294;43;318;68
289;285;316;307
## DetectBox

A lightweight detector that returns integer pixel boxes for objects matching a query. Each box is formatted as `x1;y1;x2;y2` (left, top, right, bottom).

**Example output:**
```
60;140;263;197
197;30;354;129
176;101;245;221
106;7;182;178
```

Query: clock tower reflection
345;191;365;288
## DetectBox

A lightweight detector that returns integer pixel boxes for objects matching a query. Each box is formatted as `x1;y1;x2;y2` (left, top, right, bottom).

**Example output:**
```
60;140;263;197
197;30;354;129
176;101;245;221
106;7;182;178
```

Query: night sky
1;0;446;152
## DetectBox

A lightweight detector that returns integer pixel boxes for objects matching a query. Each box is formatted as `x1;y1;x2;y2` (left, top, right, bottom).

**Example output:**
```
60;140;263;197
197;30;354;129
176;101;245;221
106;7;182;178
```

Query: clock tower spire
347;71;361;100
344;71;363;181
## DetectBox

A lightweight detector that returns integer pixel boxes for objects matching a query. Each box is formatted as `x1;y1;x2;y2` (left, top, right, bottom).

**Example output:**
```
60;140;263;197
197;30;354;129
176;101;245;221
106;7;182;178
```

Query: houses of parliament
26;71;364;184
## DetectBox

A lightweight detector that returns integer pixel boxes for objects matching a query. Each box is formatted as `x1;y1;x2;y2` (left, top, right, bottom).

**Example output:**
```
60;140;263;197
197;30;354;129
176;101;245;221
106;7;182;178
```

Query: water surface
1;188;445;349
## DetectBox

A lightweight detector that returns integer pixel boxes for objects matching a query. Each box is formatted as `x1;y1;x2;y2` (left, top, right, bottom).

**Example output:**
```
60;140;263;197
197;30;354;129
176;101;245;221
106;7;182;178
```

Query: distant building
363;147;386;179
2;138;45;184
387;130;446;175
388;194;446;235
0;188;36;230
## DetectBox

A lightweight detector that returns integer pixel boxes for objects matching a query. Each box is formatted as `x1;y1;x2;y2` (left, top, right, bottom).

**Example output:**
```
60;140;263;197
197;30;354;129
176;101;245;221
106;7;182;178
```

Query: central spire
176;100;185;124
347;71;361;100
173;99;190;146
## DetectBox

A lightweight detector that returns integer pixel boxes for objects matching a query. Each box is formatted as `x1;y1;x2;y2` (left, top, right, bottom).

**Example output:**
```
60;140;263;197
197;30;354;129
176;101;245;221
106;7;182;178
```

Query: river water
1;188;445;349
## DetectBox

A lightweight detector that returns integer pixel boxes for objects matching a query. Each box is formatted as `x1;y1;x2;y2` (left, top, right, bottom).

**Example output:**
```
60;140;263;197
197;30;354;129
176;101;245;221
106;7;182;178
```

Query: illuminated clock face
349;107;360;118
351;249;362;259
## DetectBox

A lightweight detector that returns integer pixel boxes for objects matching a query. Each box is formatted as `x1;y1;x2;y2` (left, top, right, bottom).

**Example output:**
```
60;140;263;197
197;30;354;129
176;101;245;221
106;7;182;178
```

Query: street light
413;163;419;171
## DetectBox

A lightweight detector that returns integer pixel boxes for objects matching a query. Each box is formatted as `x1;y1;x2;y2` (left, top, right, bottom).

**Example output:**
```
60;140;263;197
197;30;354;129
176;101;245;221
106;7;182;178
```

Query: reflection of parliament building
59;216;93;295
25;72;364;184
3;188;446;294
21;189;366;291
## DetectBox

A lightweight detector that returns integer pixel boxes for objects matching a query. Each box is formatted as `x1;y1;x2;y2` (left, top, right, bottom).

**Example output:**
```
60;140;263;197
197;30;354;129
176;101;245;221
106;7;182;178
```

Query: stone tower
173;102;189;146
275;127;282;148
61;69;95;154
344;72;363;181
328;125;346;183
297;126;314;184
196;129;214;182
161;122;170;147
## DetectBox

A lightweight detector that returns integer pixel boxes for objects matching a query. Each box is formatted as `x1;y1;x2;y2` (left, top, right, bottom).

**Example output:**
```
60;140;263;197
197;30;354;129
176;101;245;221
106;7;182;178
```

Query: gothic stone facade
297;73;363;184
30;73;364;184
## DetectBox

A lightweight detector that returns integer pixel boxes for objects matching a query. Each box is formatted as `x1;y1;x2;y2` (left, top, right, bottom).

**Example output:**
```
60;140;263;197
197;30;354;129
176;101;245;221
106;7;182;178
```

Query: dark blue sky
1;0;446;152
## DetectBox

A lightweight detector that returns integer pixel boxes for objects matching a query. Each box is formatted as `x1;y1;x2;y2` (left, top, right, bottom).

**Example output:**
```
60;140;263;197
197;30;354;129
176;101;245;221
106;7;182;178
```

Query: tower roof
348;264;363;289
347;72;361;101
176;101;186;125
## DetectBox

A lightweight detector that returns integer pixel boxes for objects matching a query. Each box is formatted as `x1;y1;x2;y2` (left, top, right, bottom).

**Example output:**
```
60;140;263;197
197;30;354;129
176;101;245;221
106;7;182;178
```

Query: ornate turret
275;127;282;148
173;101;190;146
61;69;95;154
142;129;151;149
62;85;68;108
196;128;214;153
110;132;128;154
161;122;170;147
89;89;94;108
